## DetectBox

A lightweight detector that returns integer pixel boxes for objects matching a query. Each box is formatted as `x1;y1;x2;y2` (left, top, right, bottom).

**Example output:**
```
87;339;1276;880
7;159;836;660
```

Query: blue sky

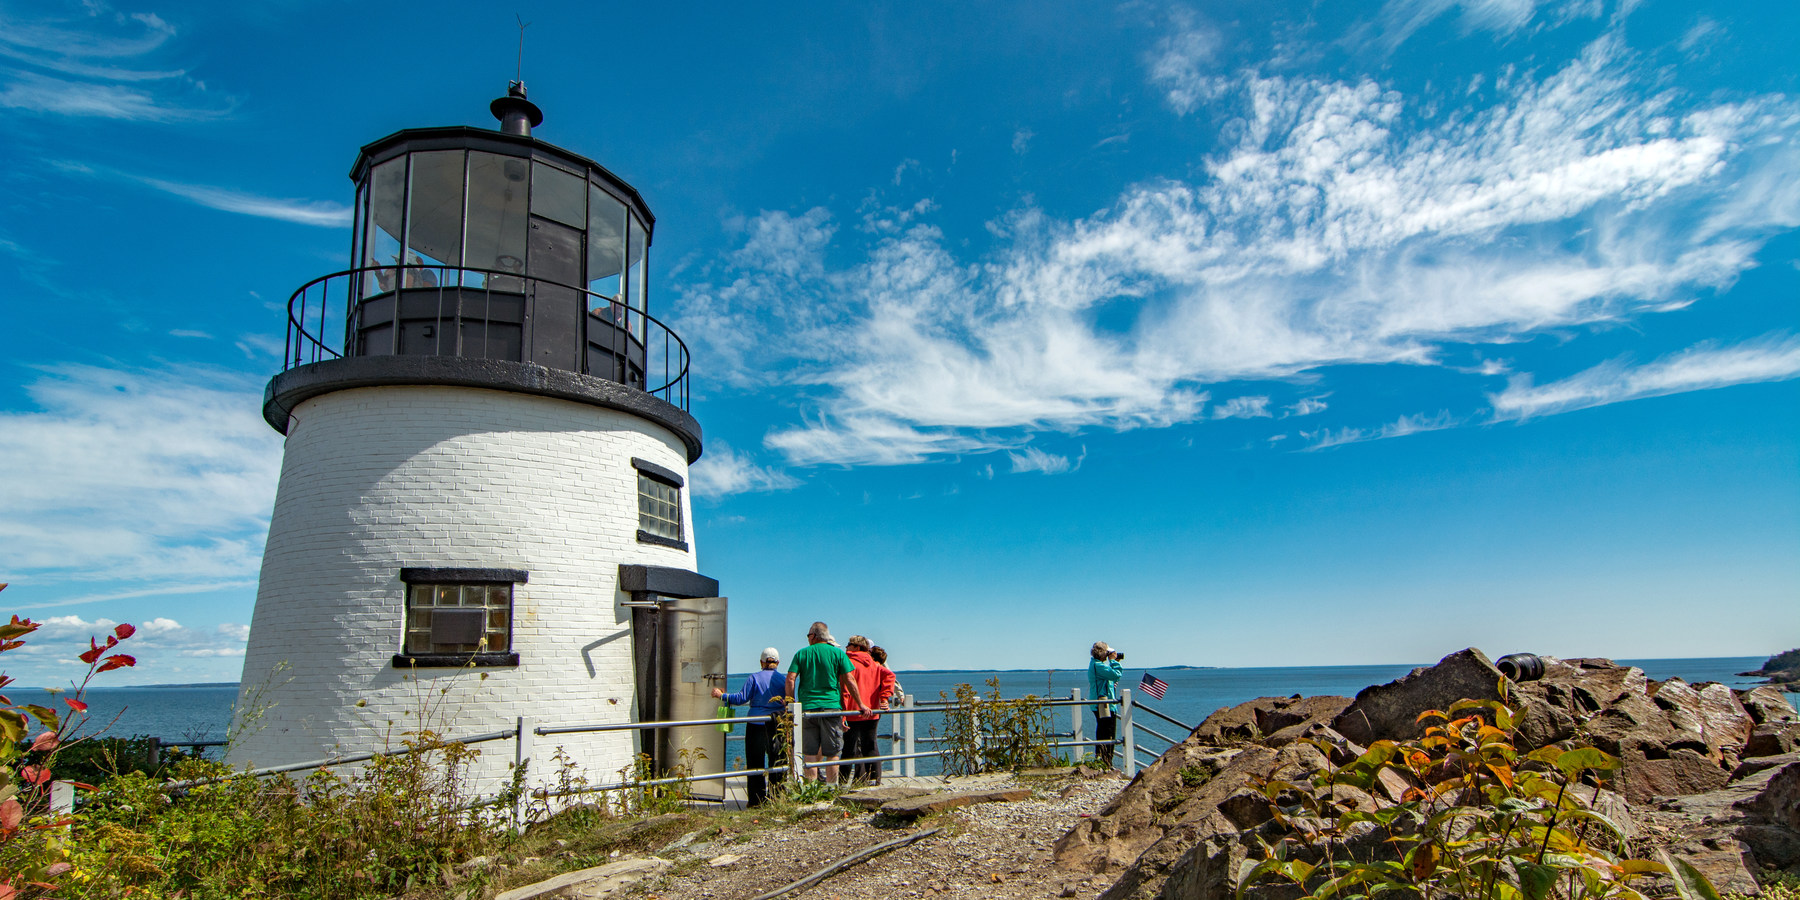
1;0;1795;684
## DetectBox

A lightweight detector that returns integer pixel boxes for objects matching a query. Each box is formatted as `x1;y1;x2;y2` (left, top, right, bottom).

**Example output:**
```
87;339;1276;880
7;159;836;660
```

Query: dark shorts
802;715;844;757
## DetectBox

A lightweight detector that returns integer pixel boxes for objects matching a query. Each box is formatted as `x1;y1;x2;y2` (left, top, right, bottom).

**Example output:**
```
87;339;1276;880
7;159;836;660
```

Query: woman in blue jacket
712;647;789;806
1088;641;1124;767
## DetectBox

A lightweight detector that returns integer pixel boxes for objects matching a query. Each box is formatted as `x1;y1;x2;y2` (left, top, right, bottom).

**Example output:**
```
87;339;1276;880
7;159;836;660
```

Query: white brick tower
230;84;725;798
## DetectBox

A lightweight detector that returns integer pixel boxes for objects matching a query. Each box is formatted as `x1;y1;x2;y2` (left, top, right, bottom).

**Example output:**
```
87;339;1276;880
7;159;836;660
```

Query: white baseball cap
760;647;780;662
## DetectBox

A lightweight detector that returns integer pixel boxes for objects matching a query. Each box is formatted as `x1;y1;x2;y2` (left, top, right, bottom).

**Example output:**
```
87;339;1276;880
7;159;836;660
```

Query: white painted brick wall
230;385;698;797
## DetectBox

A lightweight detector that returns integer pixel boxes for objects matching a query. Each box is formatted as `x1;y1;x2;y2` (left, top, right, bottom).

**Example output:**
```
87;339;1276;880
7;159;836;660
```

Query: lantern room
340;84;658;390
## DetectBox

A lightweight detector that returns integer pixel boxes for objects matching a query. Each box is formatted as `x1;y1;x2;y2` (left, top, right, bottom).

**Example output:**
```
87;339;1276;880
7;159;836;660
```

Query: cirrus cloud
675;20;1800;468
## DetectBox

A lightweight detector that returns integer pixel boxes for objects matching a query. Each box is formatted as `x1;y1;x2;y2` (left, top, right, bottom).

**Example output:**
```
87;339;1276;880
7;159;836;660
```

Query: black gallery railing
284;265;691;411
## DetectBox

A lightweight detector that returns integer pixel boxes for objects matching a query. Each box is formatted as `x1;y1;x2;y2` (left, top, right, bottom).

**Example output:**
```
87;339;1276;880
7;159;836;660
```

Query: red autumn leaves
77;623;137;674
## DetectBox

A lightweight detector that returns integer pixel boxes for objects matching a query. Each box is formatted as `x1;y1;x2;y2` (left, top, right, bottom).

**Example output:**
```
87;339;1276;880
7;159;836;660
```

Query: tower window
394;568;525;667
632;458;687;550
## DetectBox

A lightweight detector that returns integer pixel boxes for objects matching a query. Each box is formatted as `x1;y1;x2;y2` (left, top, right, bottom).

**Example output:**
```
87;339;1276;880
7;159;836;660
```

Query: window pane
464;152;529;289
637;473;682;540
365;158;405;297
587;186;625;310
531;162;586;230
404;580;513;655
405;150;464;283
625;215;647;340
350;181;365;281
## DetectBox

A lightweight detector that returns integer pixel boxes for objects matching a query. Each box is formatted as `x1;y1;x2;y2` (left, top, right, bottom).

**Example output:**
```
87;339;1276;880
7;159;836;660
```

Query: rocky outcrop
1331;648;1505;745
1053;648;1800;900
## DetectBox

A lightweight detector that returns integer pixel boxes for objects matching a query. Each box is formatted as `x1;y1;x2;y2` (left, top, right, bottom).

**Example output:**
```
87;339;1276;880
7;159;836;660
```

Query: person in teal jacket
1088;641;1124;767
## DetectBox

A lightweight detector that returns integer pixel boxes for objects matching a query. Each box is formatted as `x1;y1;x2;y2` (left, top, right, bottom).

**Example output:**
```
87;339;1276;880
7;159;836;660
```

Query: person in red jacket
839;635;896;784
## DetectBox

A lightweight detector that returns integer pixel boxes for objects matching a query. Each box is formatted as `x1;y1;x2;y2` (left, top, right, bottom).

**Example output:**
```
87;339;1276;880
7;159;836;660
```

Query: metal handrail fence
150;689;1197;813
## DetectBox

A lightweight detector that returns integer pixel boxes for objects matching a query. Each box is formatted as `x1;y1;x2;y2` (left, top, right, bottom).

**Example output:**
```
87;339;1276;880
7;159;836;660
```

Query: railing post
902;694;916;778
1070;689;1085;763
789;701;805;783
970;704;983;771
514;715;534;826
1121;689;1137;777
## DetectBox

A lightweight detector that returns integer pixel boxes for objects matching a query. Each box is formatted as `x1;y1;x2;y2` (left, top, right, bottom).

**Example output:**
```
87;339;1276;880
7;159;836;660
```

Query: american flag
1138;672;1169;700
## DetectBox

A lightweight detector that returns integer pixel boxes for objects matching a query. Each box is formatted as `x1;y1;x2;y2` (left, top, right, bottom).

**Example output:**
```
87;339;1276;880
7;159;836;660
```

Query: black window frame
631;458;687;551
392;567;527;668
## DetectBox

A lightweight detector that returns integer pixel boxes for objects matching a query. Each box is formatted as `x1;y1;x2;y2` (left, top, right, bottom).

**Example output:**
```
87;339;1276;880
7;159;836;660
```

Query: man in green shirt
786;621;870;781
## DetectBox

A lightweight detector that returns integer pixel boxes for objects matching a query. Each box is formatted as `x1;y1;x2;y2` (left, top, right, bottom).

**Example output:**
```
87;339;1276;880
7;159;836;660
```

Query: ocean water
26;657;1784;771
16;684;239;746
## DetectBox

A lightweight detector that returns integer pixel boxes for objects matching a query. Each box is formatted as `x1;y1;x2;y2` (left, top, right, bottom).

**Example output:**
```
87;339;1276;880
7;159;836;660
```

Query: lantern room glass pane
625;215;647;340
530;162;586;231
365;158;405;297
587;186;625;307
404;150;464;285
464;151;530;290
350;181;365;282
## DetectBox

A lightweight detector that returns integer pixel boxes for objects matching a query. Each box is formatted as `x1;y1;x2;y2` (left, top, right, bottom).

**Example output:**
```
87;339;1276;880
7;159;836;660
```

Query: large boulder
1189;695;1351;746
1645;757;1800;893
1088;742;1335;900
1616;747;1731;803
1056;744;1256;876
1745;723;1800;758
1331;649;1505;746
1740;686;1800;725
1581;689;1687;757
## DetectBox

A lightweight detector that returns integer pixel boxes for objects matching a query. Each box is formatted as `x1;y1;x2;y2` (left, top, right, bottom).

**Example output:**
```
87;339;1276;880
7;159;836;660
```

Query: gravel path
633;772;1126;900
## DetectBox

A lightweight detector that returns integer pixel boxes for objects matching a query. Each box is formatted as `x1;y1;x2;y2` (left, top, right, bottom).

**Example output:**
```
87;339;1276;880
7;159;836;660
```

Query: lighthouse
230;84;726;799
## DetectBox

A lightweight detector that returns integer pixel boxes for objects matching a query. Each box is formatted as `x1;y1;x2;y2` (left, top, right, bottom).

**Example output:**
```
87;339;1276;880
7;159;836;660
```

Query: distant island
1739;648;1799;690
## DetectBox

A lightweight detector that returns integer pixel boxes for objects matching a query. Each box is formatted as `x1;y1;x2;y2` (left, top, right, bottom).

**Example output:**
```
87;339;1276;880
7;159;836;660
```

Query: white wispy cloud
688;442;800;498
1007;446;1078;475
1286;397;1329;417
1490;335;1800;420
1147;12;1226;116
0;8;231;122
1370;0;1604;52
0;365;282;586
1212;396;1272;419
57;162;351;226
1302;410;1459;449
14;612;251;674
675;20;1800;468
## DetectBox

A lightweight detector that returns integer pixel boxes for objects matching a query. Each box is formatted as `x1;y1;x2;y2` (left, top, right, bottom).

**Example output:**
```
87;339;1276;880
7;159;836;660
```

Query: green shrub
933;679;1059;775
48;737;199;788
66;732;508;899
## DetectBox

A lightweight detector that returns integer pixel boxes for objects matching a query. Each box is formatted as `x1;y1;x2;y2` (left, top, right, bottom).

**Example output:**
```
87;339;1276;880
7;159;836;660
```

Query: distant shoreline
13;682;238;691
13;656;1780;689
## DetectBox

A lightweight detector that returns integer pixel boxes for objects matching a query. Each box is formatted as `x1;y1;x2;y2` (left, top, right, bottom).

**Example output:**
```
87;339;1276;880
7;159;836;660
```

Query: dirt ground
610;771;1126;900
